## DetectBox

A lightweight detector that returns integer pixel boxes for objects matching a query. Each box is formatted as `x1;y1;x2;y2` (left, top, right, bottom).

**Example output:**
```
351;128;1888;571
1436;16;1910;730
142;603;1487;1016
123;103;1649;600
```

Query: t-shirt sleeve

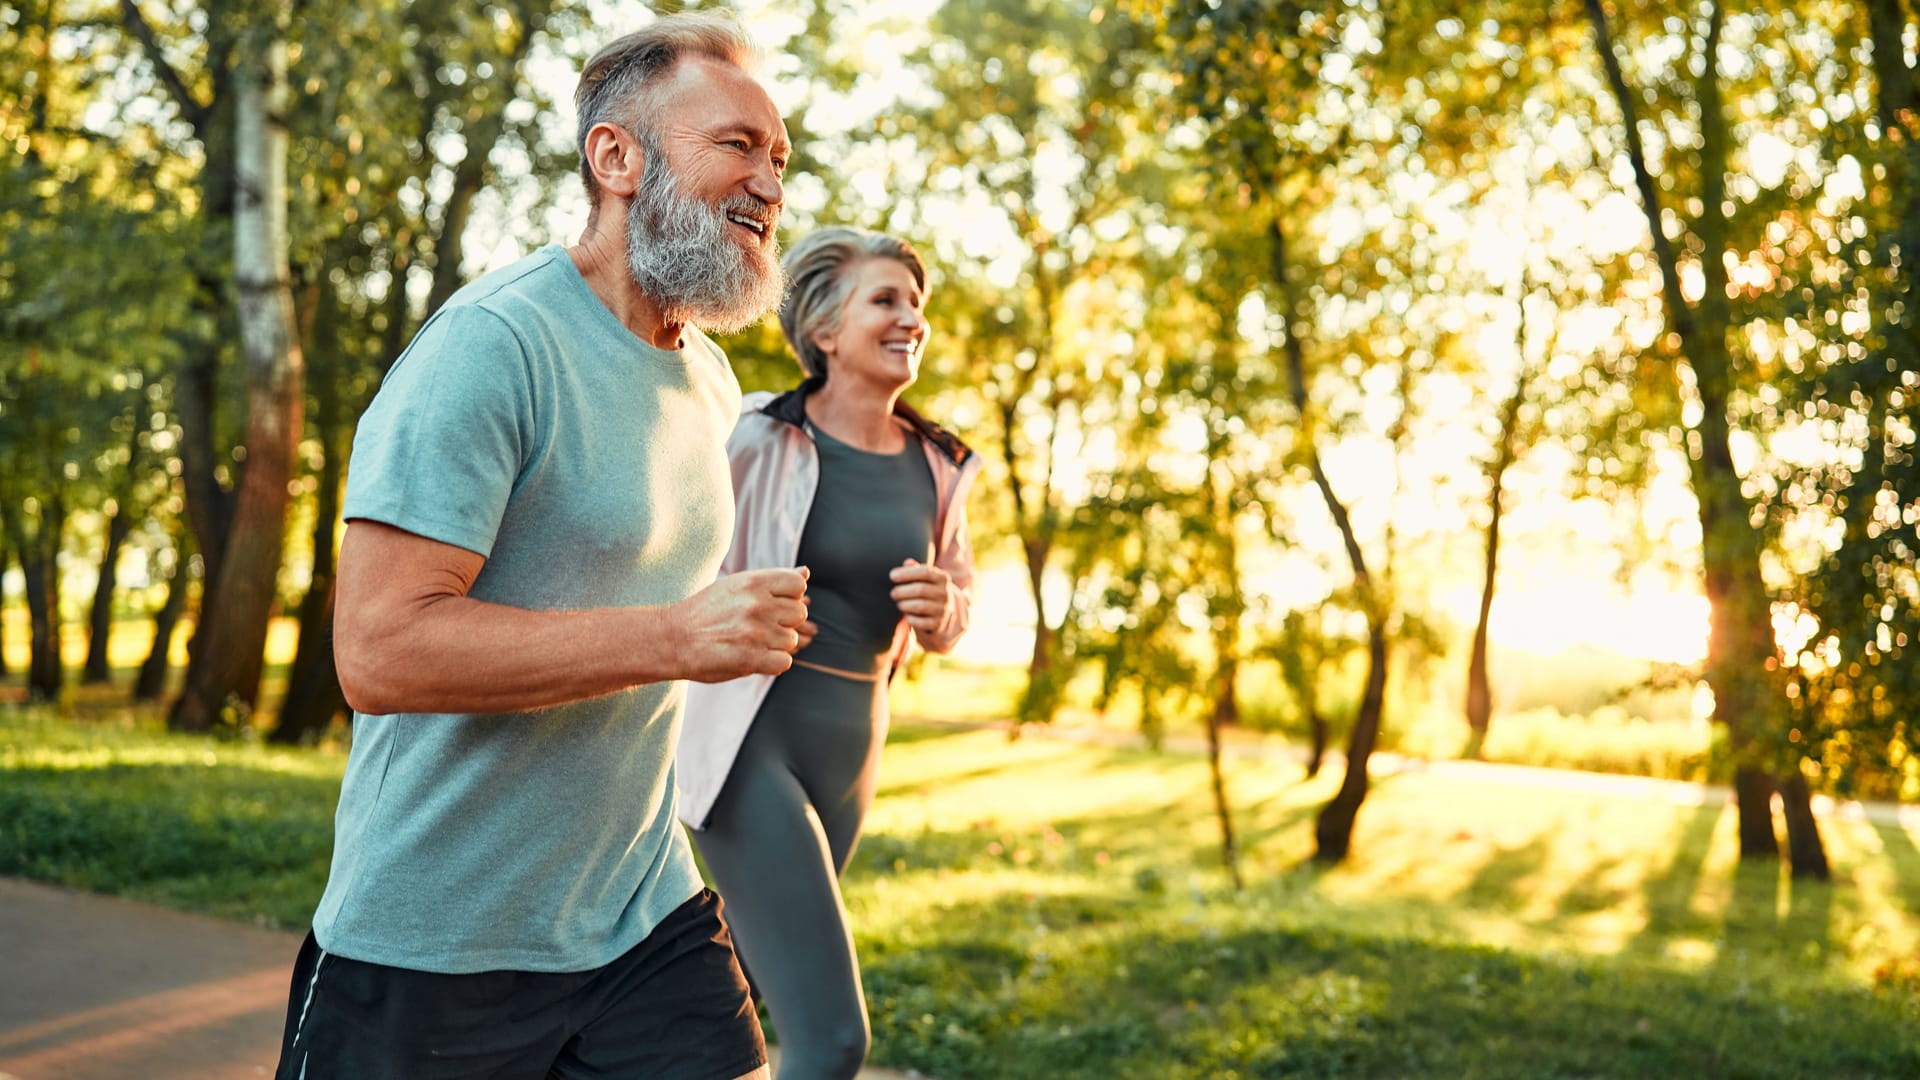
343;304;535;558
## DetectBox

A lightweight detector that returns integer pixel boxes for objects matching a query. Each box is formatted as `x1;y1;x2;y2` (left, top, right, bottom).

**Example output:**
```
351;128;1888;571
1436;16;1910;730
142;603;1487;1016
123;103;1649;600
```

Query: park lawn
2;705;1916;1078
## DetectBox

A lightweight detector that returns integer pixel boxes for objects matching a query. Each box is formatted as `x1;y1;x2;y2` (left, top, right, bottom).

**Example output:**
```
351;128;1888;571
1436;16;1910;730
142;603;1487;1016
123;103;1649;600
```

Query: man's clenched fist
673;568;812;683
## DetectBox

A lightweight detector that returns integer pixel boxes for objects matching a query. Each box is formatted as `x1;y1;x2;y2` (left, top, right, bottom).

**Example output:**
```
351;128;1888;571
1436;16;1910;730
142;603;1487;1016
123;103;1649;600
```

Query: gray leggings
693;662;887;1080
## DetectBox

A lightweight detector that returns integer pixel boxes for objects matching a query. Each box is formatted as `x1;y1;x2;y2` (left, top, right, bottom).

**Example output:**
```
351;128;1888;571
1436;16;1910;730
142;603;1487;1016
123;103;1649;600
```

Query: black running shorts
274;889;766;1079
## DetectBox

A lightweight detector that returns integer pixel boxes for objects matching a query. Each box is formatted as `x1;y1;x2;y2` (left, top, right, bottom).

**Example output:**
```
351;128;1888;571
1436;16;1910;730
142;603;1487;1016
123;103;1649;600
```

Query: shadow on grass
1871;821;1920;918
1450;831;1555;910
882;721;988;747
1228;793;1323;857
876;742;1089;802
853;795;1218;879
1629;802;1728;946
857;889;1920;1080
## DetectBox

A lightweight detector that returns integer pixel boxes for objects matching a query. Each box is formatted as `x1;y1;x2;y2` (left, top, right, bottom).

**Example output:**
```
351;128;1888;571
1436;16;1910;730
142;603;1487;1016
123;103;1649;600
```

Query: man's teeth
727;214;766;235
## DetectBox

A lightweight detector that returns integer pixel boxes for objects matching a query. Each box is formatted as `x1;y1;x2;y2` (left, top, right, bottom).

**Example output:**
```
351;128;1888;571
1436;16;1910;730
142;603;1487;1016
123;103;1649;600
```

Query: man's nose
745;159;783;208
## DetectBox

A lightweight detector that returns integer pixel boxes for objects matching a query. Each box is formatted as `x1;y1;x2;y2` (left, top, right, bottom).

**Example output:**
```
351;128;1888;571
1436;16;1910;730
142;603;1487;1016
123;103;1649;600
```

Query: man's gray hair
574;12;760;205
778;226;928;380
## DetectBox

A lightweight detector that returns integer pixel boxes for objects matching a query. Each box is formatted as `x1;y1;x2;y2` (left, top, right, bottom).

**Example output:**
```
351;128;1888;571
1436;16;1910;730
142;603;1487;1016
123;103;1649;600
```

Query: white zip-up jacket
675;384;983;830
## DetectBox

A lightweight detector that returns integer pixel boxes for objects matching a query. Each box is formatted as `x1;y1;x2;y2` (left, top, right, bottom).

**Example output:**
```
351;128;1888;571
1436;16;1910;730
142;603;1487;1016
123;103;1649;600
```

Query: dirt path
0;877;923;1080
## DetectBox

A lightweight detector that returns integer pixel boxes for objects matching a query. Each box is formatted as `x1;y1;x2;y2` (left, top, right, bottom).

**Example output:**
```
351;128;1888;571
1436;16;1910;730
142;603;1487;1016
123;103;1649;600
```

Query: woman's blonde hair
778;226;928;380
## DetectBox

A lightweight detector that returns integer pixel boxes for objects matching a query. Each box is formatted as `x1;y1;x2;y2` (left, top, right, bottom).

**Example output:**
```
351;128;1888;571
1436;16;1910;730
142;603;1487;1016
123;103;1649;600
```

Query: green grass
5;700;1918;1076
0;707;341;925
849;726;1920;1076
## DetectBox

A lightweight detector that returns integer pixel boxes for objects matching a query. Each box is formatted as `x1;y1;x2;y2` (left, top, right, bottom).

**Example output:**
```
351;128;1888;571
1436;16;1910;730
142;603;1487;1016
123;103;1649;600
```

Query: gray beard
625;162;785;336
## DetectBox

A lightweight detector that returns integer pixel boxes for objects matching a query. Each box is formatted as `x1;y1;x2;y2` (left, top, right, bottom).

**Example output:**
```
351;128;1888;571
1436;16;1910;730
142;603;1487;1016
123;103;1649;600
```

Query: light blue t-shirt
312;244;742;974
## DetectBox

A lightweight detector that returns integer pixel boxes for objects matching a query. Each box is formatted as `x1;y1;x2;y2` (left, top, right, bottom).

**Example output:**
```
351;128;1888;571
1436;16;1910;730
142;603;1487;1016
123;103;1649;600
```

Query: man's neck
569;213;686;351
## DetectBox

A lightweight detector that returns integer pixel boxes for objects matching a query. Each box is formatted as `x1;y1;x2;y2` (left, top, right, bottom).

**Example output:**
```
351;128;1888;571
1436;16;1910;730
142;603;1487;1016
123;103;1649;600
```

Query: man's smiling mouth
727;213;769;237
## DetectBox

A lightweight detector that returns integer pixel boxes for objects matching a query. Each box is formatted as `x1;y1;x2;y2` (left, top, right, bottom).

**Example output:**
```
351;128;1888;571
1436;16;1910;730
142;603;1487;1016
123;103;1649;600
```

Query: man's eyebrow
716;122;787;149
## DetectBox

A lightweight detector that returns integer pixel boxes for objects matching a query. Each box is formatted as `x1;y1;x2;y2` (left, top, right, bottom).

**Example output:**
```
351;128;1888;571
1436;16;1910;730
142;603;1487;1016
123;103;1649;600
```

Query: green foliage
891;0;1182;712
1469;705;1724;783
6;0;1917;873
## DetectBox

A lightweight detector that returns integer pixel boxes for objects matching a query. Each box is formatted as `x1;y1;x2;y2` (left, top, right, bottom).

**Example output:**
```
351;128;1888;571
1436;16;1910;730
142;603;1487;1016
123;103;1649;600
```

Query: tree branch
1268;215;1372;599
119;0;210;130
1868;0;1918;137
1584;0;1697;348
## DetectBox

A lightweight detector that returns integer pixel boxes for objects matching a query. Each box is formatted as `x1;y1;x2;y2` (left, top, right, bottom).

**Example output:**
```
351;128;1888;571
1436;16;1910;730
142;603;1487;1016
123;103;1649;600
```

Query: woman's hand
890;557;954;640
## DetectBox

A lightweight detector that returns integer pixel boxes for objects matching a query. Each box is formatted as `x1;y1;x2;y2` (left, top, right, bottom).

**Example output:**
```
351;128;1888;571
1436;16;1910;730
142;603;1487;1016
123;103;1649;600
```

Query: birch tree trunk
171;16;303;732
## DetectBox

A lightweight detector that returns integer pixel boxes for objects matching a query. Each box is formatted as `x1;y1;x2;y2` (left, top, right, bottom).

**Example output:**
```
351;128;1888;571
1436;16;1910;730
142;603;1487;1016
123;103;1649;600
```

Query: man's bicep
337;519;488;626
333;521;490;714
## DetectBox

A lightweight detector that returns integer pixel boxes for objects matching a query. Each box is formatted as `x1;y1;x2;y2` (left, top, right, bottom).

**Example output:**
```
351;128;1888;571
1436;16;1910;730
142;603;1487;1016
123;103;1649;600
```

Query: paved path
0;878;922;1080
0;878;293;1080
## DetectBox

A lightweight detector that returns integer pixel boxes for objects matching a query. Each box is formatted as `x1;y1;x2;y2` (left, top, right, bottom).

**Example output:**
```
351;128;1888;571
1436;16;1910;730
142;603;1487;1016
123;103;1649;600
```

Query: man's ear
582;122;645;200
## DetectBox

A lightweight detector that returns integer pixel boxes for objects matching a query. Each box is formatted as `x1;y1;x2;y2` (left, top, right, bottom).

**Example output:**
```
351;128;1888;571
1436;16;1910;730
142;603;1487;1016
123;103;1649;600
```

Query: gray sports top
790;422;939;674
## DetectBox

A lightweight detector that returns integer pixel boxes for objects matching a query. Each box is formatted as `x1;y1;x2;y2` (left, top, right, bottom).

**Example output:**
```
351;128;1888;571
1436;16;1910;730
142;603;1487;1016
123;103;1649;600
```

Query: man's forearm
337;596;686;716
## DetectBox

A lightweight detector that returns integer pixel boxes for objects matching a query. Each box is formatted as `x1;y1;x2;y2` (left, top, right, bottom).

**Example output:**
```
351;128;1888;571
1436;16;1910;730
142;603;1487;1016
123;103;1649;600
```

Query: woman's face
815;257;928;391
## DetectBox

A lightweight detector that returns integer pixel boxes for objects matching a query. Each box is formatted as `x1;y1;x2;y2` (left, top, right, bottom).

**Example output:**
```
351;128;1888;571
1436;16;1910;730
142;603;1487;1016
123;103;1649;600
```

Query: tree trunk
998;367;1066;728
1586;0;1782;860
89;401;150;684
1867;0;1918;139
0;537;11;679
1206;454;1245;888
156;56;237;678
174;344;232;623
82;503;134;684
1467;299;1531;758
9;497;68;702
172;23;304;732
1304;701;1327;780
135;535;191;702
1777;769;1831;880
1685;2;1787;862
1277;615;1326;779
1316;626;1387;863
1207;657;1244;891
1268;215;1386;863
1017;534;1059;724
1464;474;1506;760
274;582;345;743
274;347;347;745
423;0;545;316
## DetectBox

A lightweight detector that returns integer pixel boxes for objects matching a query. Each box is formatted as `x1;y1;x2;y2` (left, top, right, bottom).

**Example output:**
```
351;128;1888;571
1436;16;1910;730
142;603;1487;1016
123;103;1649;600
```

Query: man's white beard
625;152;785;336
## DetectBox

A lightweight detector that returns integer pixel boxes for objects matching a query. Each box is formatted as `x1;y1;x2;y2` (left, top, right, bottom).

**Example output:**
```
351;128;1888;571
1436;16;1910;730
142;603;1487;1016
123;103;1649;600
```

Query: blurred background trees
3;0;1915;882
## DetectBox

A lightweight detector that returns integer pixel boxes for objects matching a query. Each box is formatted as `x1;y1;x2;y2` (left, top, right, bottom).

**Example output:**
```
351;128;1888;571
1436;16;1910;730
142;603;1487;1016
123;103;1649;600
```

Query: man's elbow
333;617;407;715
